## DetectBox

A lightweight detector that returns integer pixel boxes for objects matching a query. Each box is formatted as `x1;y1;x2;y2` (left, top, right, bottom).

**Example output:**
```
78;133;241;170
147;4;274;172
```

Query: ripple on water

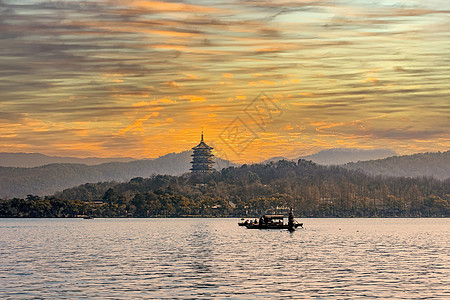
0;218;449;299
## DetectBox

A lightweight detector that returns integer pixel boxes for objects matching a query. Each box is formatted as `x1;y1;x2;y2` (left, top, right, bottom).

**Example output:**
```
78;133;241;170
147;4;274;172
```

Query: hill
298;148;397;165
0;151;235;199
2;160;448;218
344;151;450;180
0;153;136;167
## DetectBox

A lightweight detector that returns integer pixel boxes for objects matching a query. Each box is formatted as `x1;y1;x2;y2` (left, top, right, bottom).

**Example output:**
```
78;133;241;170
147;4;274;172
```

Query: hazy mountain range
344;151;450;180
0;151;235;199
0;153;136;168
1;149;449;199
300;148;397;165
0;148;397;168
262;148;397;165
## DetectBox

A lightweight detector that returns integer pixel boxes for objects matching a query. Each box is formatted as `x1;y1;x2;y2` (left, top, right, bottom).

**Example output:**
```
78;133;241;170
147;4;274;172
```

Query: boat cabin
259;214;284;225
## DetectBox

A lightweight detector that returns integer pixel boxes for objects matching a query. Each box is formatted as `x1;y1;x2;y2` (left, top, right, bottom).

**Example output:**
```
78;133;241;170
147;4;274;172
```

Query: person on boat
288;208;295;231
259;216;265;226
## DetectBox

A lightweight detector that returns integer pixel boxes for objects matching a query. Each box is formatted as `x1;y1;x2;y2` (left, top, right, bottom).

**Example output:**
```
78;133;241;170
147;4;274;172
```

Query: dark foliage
1;160;449;218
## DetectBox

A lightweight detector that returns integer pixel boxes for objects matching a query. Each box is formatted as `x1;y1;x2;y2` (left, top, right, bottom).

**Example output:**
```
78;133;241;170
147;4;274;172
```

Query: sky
0;0;449;163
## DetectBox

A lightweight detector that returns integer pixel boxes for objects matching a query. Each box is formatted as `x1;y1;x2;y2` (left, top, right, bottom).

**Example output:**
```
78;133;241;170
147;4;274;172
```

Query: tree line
1;160;449;218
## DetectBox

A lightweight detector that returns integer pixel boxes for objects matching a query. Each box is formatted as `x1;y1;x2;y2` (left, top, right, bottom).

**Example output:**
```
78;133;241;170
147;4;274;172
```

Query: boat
238;219;258;226
83;215;94;219
244;209;302;231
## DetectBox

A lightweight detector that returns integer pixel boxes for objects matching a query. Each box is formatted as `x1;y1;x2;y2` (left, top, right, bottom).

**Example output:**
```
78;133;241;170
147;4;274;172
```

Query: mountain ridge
344;151;450;180
298;148;397;165
260;148;397;165
0;152;137;167
1;147;397;168
0;151;235;198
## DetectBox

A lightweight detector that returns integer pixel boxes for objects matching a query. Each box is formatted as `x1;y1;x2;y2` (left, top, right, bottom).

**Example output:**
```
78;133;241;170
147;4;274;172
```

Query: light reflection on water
1;218;449;299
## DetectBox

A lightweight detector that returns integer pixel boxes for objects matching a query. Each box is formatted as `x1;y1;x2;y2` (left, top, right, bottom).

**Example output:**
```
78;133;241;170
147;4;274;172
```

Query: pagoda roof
192;141;213;150
192;132;213;150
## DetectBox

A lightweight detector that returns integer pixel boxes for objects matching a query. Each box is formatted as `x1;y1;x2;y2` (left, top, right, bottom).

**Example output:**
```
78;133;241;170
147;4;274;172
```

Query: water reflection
0;218;449;299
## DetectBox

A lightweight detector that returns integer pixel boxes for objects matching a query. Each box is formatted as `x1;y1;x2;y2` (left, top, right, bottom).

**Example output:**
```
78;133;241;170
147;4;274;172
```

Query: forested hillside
2;160;448;218
0;151;234;198
344;151;450;179
2;150;448;200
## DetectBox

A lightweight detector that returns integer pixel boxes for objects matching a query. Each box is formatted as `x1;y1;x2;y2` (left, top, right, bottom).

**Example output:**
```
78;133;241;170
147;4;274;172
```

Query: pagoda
190;131;214;173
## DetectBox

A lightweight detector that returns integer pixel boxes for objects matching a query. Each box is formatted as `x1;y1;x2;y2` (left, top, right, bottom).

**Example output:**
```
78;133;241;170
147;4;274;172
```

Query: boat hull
245;223;302;230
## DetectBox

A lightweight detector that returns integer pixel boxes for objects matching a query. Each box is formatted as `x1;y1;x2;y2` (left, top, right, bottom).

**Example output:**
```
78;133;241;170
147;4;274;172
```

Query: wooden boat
238;219;258;226
245;211;302;231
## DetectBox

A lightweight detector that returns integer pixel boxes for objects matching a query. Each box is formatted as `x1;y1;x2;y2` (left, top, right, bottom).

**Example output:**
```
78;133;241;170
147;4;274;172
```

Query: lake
1;218;449;299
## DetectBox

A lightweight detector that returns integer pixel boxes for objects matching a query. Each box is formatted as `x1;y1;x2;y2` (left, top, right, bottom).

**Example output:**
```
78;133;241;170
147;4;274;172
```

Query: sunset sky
1;0;449;163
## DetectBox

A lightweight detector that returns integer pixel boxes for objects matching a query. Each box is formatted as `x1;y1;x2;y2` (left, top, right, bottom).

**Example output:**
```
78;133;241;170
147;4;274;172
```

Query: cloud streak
0;0;449;162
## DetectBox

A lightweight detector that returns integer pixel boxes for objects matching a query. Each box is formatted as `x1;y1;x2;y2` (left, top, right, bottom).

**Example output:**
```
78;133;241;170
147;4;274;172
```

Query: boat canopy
263;215;284;219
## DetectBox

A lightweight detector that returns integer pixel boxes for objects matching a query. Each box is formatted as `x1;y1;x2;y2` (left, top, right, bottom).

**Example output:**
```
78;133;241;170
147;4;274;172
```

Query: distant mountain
344;151;450;180
0;151;236;199
260;156;289;164
0;153;136;167
297;148;397;165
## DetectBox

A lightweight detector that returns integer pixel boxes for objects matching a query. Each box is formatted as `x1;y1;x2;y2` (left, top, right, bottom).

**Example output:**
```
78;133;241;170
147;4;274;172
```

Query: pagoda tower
190;131;214;173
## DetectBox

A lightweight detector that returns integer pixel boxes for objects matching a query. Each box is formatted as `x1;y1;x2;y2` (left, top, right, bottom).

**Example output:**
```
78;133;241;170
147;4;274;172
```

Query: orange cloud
363;77;381;85
310;122;327;126
118;112;159;134
228;95;247;101
164;81;181;88
179;95;206;102
282;78;301;85
185;73;198;80
249;80;277;86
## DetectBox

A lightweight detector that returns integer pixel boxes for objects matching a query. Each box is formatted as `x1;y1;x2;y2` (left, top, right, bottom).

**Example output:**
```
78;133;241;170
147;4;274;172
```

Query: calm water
1;218;449;299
